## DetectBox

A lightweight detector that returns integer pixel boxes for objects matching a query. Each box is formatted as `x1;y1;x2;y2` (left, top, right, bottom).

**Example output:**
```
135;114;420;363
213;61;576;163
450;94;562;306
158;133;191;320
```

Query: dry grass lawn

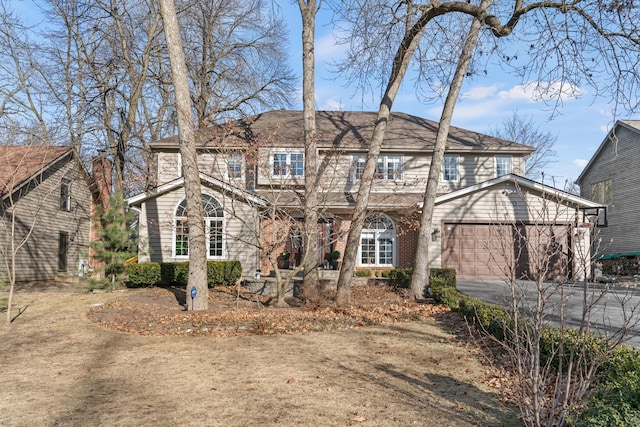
0;285;520;427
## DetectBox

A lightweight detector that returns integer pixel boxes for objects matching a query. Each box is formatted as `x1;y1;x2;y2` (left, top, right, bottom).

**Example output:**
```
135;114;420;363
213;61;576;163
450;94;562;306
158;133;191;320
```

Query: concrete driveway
456;279;640;348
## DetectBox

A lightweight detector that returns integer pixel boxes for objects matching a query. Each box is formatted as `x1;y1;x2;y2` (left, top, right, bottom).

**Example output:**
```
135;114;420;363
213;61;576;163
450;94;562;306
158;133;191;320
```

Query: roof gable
0;146;72;197
127;172;268;207
151;110;535;154
576;120;640;183
434;174;601;208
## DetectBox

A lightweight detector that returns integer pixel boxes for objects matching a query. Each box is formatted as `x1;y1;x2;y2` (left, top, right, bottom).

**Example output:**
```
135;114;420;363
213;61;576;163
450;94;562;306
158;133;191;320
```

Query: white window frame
351;155;404;181
495;156;513;177
173;194;225;260
60;179;71;211
358;215;396;267
270;149;304;178
442;155;460;182
226;153;243;179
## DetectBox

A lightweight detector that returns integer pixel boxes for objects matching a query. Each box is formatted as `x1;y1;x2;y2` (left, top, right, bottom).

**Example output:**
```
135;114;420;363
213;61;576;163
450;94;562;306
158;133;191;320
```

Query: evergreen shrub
125;262;161;287
355;269;372;277
388;268;413;288
126;261;242;287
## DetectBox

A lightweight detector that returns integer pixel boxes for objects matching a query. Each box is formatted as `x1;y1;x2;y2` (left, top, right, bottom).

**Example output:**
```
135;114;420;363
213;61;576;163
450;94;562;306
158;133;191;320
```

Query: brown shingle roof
0;146;71;196
255;189;424;210
151;110;534;153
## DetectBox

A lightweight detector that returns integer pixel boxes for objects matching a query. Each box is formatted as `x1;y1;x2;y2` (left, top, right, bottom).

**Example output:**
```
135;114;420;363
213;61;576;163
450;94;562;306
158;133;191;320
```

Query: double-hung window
227;153;243;179
495;156;513;177
352;156;366;180
352;155;403;181
591;179;612;204
442;155;459;182
272;150;304;178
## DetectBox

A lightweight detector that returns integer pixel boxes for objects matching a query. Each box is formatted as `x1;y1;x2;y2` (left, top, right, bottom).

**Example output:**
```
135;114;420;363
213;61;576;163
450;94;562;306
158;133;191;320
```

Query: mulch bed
87;283;454;337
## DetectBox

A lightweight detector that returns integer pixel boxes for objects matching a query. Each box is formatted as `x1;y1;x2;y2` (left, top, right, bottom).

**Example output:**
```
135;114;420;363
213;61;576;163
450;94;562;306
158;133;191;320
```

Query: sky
280;3;627;187
9;0;629;186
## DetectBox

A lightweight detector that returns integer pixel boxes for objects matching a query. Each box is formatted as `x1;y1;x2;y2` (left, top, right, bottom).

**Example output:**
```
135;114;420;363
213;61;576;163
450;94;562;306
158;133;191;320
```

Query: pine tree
90;192;136;289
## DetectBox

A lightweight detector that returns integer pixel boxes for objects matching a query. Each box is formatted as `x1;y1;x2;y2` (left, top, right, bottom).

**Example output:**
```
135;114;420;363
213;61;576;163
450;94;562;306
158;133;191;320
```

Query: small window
386;156;402;180
60;179;71;211
271;151;304;178
58;232;68;271
352;156;366;180
496;156;512;177
290;153;304;176
591;179;612;204
442;155;459;182
227;153;243;179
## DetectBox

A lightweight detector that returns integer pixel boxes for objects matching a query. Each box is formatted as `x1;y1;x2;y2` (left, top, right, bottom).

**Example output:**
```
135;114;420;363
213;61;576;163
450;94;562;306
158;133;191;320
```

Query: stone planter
277;258;290;269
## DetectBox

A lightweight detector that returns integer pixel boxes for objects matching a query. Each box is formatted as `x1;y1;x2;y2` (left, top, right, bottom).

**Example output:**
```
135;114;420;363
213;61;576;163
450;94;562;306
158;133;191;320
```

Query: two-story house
577;120;640;257
0;146;93;285
127;110;601;281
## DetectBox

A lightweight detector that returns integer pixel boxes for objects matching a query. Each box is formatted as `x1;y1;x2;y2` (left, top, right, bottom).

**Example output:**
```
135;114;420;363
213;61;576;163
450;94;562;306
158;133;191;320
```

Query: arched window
360;215;395;266
174;194;224;258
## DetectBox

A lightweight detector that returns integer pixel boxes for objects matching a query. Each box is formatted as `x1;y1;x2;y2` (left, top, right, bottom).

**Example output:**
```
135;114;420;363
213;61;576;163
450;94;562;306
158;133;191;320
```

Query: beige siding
429;183;583;270
197;152;231;182
513;156;525;175
578;125;640;255
251;149;529;192
137;186;260;280
157;147;529;195
0;158;92;284
157;152;181;185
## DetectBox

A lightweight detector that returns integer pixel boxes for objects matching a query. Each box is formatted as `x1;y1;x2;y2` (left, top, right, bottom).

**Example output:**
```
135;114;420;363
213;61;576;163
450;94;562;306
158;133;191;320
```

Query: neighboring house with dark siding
0;146;93;285
577;120;640;256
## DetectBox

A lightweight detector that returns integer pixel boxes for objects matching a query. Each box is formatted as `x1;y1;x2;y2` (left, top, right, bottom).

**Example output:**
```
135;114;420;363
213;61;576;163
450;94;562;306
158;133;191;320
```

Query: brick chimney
92;153;112;210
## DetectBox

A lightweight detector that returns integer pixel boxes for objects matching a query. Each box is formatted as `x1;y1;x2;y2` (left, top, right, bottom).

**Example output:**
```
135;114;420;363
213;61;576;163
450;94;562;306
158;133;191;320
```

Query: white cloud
461;85;498;100
498;81;583;103
315;30;347;63
320;98;344;111
572;159;589;168
497;85;533;101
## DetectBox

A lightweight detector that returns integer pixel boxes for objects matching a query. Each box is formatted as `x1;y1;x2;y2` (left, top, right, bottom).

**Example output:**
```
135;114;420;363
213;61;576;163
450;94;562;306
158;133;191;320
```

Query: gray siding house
0;146;93;285
128;110;600;281
577;120;640;256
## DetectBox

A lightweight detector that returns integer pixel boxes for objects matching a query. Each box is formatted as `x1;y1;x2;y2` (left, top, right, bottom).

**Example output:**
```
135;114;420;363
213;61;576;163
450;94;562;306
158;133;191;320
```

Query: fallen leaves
86;284;450;338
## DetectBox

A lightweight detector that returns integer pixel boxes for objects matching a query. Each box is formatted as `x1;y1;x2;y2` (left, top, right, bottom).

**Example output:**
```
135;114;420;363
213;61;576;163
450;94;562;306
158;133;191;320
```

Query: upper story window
227;153;243;179
272;150;304;178
352;155;403;181
60;179;71;211
495;156;513;177
442;155;459;182
591;179;612;204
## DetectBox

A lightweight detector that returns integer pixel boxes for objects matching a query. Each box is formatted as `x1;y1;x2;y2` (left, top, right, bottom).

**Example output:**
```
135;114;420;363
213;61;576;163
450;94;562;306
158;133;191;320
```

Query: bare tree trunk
298;0;320;304
5;204;17;325
336;6;429;305
158;0;208;311
410;4;487;299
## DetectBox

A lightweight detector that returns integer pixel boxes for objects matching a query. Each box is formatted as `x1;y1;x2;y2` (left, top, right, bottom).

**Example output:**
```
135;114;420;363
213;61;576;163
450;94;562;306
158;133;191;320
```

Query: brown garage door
441;223;570;280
